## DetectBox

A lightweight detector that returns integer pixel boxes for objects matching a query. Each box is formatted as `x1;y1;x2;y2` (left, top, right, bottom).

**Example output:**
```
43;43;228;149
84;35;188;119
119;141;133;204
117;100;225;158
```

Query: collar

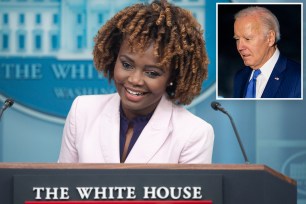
259;48;280;80
119;103;153;125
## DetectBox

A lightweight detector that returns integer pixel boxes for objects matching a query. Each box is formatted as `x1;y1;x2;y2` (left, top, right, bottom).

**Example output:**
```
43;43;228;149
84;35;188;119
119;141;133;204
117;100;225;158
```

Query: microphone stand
0;99;14;121
211;101;250;164
223;110;250;164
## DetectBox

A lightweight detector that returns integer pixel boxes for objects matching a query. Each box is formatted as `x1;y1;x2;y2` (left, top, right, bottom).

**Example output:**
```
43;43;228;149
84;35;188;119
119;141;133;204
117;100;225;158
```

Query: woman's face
114;39;171;120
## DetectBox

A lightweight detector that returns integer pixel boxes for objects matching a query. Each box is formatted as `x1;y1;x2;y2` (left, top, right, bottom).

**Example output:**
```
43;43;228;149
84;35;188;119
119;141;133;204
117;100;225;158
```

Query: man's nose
236;40;245;51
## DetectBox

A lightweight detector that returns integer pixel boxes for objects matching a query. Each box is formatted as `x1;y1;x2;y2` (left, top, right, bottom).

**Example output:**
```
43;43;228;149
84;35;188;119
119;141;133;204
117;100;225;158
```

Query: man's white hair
235;6;281;42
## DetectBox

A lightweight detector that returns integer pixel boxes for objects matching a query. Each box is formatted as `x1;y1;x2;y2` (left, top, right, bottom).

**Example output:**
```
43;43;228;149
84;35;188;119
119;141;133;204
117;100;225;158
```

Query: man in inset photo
217;4;302;99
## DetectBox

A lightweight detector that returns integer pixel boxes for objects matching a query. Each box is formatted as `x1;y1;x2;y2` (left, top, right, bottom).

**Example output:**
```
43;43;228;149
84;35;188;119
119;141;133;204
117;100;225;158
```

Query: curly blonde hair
93;0;209;105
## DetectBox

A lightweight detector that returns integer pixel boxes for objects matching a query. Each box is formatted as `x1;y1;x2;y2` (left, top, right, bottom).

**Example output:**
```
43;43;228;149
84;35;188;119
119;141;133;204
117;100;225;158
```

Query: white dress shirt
248;48;280;98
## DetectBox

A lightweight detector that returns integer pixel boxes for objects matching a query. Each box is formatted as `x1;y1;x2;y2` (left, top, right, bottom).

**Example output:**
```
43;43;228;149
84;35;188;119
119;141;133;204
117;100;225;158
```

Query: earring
169;82;173;86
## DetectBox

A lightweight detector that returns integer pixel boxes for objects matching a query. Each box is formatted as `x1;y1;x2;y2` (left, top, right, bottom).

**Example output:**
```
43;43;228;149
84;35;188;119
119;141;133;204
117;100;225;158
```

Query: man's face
234;15;275;69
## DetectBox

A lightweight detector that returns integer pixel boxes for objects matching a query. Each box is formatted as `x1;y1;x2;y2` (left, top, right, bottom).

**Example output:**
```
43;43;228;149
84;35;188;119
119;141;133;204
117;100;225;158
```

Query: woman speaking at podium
58;0;214;164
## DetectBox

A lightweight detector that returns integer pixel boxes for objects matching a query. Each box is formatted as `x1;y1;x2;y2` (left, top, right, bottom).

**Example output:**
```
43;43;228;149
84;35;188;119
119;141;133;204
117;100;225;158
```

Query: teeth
126;88;144;96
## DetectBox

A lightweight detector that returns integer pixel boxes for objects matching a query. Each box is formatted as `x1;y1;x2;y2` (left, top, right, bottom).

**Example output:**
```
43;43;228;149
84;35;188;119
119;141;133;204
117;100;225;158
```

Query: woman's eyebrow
119;54;134;62
120;54;164;71
145;65;165;72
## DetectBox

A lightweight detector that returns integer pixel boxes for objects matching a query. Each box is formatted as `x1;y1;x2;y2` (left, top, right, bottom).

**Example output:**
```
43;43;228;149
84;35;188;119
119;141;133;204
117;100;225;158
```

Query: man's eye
146;71;161;78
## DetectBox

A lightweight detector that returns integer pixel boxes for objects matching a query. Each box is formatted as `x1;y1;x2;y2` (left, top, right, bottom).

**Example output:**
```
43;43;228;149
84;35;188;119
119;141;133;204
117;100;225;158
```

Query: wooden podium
0;163;296;204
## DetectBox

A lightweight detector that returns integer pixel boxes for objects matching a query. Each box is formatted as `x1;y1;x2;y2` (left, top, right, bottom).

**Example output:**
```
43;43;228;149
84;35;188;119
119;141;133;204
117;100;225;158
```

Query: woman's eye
146;71;161;78
122;62;132;69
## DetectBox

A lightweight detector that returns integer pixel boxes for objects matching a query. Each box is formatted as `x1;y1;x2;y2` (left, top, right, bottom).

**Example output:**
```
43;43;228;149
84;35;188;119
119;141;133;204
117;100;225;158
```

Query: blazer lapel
262;55;286;98
241;68;253;97
125;95;173;163
98;94;121;163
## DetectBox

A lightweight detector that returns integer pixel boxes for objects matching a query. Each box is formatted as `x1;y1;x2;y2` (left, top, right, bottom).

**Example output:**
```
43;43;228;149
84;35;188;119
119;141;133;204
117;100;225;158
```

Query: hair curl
93;0;209;105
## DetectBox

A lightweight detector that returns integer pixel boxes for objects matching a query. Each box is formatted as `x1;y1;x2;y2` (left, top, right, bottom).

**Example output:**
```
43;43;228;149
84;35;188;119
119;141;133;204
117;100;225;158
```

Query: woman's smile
124;86;149;103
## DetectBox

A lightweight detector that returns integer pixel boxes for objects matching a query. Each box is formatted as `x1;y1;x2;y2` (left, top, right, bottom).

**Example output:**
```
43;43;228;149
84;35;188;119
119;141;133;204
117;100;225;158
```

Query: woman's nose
128;70;144;85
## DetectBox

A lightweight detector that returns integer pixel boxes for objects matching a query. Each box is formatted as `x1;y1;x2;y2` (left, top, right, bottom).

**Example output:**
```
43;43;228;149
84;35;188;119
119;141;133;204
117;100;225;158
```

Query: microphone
0;98;14;120
211;101;250;164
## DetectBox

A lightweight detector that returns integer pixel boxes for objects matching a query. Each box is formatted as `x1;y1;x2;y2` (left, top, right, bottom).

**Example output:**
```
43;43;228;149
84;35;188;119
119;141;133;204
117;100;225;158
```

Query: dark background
217;4;302;98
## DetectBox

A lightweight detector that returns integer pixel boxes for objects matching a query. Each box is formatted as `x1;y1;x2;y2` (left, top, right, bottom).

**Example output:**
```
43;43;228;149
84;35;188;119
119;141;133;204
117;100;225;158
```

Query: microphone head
5;98;14;107
211;101;221;111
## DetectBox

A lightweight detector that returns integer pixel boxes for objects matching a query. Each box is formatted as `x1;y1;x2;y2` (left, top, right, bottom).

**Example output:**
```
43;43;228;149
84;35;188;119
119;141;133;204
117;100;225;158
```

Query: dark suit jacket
233;54;301;98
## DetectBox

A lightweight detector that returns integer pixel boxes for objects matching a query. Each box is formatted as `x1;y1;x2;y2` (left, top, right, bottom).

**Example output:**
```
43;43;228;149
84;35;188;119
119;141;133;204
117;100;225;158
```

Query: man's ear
267;30;276;46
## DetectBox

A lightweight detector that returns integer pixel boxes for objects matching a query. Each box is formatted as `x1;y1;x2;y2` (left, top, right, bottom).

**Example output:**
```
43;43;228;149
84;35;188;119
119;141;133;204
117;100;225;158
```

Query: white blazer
58;94;214;164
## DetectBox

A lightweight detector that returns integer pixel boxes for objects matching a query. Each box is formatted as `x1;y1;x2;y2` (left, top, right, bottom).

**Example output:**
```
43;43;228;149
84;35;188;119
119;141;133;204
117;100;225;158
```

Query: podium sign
0;163;296;204
24;202;212;204
14;174;222;203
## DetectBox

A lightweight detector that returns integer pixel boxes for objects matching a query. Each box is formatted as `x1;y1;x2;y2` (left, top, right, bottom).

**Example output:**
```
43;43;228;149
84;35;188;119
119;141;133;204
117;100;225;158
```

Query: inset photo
217;3;302;100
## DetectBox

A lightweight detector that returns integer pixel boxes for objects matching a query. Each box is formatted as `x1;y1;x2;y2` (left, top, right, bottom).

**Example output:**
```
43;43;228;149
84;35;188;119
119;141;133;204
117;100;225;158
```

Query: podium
0;163;296;204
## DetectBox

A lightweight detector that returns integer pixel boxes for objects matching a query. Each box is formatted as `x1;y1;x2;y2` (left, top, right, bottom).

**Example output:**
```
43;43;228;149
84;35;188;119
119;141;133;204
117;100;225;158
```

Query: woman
58;0;214;163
